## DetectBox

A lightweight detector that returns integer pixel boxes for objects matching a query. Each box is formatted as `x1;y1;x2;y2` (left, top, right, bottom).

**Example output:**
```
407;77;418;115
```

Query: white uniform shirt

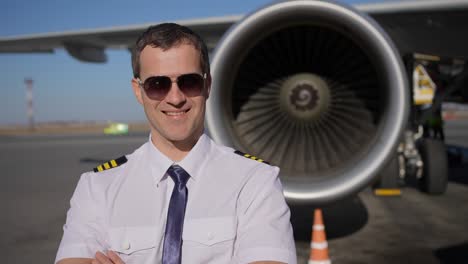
56;134;297;264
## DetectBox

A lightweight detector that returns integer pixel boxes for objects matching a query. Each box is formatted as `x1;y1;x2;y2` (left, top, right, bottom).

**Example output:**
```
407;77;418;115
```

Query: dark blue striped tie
162;165;190;264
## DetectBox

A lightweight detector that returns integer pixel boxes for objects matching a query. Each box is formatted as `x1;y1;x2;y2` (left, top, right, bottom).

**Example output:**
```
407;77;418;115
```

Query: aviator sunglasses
137;73;207;100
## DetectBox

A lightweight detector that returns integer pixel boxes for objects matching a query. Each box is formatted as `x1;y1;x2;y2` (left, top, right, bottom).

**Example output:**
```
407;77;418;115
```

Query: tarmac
1;120;467;263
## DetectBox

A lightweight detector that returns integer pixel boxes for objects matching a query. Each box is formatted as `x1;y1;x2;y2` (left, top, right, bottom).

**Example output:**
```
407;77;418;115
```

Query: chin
165;131;194;143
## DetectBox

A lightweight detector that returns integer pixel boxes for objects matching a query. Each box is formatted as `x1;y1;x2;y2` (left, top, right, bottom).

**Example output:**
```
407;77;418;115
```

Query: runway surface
1;120;467;263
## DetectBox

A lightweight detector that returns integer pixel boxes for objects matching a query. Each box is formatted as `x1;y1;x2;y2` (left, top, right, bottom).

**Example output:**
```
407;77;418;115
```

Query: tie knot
167;165;190;187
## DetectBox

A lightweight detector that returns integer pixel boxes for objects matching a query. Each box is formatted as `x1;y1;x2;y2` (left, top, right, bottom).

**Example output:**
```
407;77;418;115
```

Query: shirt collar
147;133;211;183
177;133;210;181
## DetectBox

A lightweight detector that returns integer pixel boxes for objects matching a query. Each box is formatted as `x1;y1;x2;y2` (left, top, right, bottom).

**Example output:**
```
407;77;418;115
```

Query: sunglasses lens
142;73;204;100
143;76;171;100
177;73;204;97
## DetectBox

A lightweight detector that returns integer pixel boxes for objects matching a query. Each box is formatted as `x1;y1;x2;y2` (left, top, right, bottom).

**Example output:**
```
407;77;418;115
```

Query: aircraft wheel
418;138;448;194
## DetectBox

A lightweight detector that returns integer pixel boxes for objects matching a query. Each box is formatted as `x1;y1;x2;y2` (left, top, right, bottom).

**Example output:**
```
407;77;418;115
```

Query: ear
205;74;212;99
131;78;144;105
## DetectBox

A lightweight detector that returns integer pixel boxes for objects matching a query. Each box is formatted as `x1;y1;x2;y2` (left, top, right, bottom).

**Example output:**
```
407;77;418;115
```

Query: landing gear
375;128;448;195
418;138;448;194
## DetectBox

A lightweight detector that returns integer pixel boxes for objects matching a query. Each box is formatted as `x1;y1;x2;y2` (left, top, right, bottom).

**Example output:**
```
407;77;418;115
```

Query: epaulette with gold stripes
234;150;270;164
93;156;128;172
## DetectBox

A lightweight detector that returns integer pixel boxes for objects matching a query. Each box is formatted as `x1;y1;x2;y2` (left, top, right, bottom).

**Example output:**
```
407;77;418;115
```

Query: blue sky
0;0;379;125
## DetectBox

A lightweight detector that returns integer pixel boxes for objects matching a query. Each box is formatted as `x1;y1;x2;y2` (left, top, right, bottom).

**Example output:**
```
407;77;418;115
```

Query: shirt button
122;241;131;250
207;232;214;241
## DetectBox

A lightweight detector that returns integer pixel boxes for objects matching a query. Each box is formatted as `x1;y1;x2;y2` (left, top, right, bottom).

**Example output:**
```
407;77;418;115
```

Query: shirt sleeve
234;164;297;264
55;172;107;263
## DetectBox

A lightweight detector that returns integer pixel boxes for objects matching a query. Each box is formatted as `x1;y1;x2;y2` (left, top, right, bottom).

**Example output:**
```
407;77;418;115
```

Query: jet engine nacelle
206;0;409;204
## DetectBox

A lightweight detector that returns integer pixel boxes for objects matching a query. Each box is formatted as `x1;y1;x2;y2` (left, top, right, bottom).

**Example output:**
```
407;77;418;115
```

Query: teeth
166;111;186;116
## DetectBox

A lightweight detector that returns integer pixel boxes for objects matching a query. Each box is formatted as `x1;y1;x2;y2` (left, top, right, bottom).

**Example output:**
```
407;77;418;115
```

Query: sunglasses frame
137;72;207;100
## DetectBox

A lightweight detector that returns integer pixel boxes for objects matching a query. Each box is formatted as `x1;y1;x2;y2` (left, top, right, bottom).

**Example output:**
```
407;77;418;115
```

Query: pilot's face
132;44;210;148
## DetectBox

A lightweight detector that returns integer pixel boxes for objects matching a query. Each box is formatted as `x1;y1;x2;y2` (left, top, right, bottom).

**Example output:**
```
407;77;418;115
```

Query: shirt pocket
108;226;158;263
181;216;236;263
183;216;236;246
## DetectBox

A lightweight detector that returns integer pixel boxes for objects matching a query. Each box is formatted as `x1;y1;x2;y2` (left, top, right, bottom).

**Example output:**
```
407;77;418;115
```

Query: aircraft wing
1;0;468;62
0;15;241;62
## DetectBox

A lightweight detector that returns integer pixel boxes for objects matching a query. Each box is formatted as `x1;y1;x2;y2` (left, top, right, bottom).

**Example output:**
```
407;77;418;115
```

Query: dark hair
131;23;210;78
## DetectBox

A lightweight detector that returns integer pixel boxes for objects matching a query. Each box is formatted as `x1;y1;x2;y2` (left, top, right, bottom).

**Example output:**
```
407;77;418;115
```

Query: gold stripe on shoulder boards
234;150;270;164
93;156;128;173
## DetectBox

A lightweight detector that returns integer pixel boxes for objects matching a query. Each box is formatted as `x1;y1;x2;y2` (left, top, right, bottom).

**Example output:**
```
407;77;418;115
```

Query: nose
164;81;186;106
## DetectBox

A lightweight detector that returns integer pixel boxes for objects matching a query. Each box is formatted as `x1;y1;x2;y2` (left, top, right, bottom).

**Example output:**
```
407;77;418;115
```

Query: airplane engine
206;0;409;204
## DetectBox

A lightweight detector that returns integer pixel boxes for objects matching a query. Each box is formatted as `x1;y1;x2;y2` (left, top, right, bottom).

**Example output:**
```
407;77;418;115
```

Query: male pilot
56;23;296;264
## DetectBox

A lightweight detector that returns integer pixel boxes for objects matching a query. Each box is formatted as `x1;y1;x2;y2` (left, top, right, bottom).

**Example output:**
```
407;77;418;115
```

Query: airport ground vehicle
103;122;129;135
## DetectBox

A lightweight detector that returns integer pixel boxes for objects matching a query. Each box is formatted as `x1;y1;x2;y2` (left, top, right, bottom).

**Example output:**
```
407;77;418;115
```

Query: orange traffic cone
308;209;331;264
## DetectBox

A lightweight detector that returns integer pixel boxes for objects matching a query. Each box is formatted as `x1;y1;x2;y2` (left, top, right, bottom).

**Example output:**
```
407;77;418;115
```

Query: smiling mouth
163;109;190;116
